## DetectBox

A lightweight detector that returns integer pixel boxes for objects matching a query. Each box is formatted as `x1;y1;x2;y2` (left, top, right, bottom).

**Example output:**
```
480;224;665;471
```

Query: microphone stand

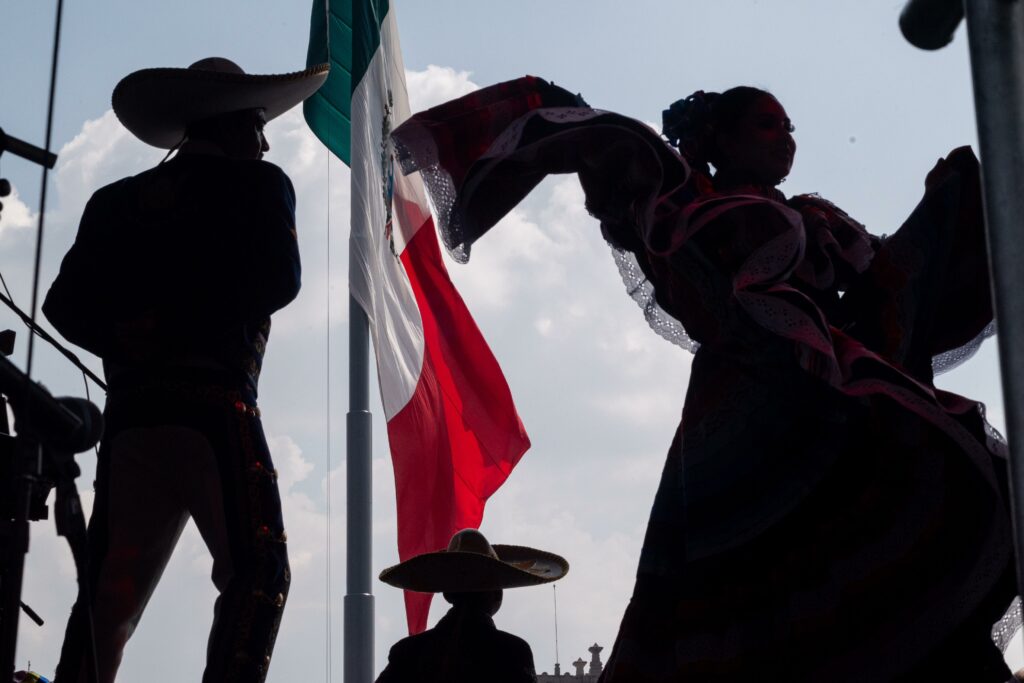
0;337;101;683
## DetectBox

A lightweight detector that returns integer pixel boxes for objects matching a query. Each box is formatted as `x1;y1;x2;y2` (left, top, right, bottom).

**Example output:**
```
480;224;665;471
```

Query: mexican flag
304;0;531;634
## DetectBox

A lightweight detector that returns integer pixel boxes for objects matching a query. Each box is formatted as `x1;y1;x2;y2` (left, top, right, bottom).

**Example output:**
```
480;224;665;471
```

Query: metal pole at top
345;283;374;678
963;0;1024;616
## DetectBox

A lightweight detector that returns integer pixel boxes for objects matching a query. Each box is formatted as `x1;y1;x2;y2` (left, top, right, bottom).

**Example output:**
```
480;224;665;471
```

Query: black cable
25;0;65;379
0;270;13;301
82;371;99;457
0;283;105;393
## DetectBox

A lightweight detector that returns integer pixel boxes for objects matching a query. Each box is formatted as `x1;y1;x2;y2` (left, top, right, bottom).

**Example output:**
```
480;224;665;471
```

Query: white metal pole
963;0;1024;604
345;281;374;679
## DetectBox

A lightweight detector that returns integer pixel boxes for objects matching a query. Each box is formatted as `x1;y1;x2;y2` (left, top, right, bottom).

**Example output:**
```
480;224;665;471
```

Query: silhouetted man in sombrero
43;57;327;683
375;528;569;683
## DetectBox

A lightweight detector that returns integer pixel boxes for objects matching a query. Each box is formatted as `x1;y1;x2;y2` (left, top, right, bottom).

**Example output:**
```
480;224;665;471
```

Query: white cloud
442;206;566;311
54;110;163;224
0;187;37;234
590;387;686;428
405;65;479;114
269;433;315;492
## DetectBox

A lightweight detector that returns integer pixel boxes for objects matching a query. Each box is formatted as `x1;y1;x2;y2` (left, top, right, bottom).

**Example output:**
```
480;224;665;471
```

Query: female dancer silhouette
391;77;1015;681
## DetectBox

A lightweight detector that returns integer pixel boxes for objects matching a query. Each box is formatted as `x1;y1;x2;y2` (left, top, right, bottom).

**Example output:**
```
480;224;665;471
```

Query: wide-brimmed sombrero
379;529;569;593
112;57;329;149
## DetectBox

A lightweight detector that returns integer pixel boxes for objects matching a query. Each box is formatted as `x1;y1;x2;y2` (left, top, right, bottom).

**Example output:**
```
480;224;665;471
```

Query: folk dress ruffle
392;77;1014;681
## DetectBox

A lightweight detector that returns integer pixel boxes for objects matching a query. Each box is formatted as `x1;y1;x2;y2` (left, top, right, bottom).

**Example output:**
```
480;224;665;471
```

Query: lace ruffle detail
610;245;699;352
992;595;1022;652
394;107;609;264
392;133;471;263
931;320;996;376
977;395;1008;451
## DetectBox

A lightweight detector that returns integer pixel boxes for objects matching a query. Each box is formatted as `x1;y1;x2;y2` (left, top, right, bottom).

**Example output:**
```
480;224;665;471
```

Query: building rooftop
537;642;603;682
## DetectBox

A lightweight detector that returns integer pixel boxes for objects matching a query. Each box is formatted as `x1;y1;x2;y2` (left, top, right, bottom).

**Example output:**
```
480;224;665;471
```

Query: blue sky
2;1;1013;680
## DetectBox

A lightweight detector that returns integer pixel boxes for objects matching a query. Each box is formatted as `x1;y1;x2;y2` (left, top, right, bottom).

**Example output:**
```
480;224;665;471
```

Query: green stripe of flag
304;0;353;163
304;0;389;166
352;0;389;90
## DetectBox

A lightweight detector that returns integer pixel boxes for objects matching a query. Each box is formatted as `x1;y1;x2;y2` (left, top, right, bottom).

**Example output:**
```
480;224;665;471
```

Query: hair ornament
662;90;719;173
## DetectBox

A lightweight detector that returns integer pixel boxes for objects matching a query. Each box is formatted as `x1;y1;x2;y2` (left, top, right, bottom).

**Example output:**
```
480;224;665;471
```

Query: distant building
537;643;604;682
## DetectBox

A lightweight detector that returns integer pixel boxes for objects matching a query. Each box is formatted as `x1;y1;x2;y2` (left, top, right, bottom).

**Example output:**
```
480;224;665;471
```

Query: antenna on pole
553;584;561;677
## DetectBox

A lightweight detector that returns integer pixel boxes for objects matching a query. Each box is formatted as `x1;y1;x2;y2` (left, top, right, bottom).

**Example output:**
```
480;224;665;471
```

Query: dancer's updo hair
662;86;772;175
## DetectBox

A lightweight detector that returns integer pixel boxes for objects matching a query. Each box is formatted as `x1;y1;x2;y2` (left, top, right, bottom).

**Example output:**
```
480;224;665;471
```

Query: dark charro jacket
43;152;300;394
375;606;536;683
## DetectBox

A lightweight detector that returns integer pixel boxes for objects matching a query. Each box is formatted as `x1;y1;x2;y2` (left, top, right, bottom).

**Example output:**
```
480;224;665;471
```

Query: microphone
0;355;103;453
0;128;58;169
899;0;964;50
52;397;104;453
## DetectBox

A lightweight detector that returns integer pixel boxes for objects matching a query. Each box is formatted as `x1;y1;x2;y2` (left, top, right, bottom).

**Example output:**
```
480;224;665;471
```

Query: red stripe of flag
388;211;531;633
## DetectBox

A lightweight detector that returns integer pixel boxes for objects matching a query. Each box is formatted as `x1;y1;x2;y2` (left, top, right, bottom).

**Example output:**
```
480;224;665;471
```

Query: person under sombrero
43;57;326;683
375;529;569;683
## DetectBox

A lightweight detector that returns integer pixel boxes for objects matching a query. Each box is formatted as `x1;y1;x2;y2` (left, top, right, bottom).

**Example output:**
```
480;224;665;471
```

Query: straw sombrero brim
112;63;330;149
379;544;569;593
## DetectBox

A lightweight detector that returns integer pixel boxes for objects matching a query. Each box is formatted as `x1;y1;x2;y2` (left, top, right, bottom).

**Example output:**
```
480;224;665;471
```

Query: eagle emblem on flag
380;89;397;256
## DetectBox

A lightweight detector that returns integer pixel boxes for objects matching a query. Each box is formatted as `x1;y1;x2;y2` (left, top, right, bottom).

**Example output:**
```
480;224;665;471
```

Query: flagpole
962;0;1024;604
346;281;374;680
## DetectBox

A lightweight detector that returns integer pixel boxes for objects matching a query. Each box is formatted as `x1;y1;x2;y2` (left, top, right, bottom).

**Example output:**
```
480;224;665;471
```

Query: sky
1;1;1017;680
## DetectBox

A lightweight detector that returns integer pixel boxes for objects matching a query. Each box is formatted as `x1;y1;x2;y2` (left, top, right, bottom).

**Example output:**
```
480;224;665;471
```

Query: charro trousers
54;381;289;683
